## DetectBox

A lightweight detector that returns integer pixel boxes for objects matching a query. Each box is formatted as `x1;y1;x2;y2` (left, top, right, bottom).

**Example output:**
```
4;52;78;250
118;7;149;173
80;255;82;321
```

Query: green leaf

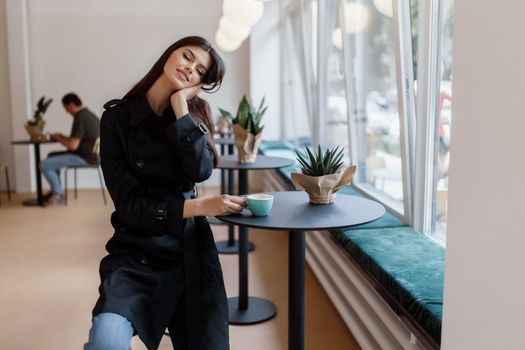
295;145;346;176
233;95;268;135
237;95;250;129
296;150;312;175
257;96;266;113
218;107;233;120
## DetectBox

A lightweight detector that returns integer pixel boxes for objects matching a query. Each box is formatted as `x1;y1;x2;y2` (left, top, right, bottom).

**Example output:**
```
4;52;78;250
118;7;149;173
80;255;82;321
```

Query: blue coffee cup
246;193;274;216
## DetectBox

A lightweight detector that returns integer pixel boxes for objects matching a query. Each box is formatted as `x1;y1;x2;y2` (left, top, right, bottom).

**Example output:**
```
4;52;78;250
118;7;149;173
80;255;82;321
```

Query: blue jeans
84;313;133;350
40;152;87;195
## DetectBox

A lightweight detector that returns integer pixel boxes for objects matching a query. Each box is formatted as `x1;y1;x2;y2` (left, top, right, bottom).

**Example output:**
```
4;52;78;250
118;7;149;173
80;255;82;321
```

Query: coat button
140;256;148;264
136;159;145;168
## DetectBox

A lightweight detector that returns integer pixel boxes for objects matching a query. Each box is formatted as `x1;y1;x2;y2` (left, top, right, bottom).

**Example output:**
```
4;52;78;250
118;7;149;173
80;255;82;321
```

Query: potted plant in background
216;109;232;136
291;145;356;204
217;115;231;137
219;95;267;163
25;96;53;141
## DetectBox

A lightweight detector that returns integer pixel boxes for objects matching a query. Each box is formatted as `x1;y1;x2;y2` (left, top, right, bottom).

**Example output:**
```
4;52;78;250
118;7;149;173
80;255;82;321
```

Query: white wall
0;0;15;191
7;0;250;192
249;0;281;140
441;1;525;349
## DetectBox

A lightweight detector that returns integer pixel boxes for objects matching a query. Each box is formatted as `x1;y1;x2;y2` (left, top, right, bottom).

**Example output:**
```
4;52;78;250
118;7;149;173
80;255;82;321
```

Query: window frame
413;0;445;244
339;0;416;224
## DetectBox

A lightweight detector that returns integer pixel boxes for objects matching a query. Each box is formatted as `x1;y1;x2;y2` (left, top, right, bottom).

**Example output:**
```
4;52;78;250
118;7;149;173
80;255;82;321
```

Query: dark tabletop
11;140;57;145
217;155;295;170
217;191;386;231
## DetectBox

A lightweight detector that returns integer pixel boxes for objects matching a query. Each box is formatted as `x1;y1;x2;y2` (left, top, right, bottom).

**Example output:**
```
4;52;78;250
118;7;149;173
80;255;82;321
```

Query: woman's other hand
183;195;247;218
170;84;203;119
174;84;203;101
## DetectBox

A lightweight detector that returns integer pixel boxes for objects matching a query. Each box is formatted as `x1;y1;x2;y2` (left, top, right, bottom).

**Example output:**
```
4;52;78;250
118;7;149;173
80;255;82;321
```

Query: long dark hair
123;36;225;167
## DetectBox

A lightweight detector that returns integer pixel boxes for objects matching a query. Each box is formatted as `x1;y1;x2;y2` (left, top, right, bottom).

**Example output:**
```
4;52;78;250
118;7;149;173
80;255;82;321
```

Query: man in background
40;93;100;206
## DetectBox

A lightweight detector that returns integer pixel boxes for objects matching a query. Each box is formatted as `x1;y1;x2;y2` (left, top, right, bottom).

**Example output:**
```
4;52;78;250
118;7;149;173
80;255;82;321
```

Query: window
342;0;405;211
279;0;454;242
322;1;350;162
431;0;454;241
280;1;317;143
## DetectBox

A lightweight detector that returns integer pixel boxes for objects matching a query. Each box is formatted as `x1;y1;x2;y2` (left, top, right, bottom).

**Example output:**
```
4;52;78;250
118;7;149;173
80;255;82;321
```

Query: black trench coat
92;95;229;350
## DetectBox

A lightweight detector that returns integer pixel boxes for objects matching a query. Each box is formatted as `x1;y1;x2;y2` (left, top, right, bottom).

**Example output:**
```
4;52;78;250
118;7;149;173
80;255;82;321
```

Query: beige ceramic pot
291;165;357;204
24;119;46;142
232;123;263;164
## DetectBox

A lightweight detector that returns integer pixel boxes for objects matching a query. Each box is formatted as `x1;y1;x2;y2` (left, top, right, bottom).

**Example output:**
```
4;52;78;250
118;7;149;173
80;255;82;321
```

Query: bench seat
331;227;444;344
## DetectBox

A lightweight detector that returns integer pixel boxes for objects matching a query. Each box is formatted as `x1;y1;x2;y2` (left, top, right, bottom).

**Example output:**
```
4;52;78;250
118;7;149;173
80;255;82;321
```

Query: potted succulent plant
215;114;231;136
25;96;53;141
291;145;356;204
219;95;267;163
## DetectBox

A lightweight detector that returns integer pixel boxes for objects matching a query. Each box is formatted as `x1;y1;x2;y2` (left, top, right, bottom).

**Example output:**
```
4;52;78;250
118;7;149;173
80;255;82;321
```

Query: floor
0;188;360;350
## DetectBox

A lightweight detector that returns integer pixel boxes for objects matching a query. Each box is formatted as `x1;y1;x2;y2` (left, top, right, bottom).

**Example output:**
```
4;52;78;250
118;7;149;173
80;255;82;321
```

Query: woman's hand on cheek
173;84;203;101
170;84;203;119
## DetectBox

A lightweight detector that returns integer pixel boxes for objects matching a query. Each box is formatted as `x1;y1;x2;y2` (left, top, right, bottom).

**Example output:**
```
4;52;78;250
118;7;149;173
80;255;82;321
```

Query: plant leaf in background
237;95;250;131
218;107;234;121
29;96;53;125
219;94;267;135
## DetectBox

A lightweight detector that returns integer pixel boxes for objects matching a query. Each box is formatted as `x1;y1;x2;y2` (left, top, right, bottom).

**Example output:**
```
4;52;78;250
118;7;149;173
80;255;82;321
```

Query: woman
84;36;246;350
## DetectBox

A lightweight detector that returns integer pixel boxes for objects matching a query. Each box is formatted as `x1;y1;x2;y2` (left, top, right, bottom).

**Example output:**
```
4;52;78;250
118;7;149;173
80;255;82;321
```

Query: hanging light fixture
332;27;343;49
373;0;393;17
223;0;264;27
343;3;371;34
219;16;251;42
215;30;242;52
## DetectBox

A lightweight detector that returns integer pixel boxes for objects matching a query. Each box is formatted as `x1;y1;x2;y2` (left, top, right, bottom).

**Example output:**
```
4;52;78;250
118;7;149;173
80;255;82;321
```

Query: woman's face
163;45;212;90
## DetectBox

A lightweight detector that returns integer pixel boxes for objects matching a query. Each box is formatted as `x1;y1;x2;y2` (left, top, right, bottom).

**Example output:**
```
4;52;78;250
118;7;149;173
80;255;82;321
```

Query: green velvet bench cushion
331;227;444;344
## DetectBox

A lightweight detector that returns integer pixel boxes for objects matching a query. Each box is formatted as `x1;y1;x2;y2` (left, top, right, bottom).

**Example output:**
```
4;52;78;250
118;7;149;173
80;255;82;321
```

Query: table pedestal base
228;297;277;325
22;198;42;206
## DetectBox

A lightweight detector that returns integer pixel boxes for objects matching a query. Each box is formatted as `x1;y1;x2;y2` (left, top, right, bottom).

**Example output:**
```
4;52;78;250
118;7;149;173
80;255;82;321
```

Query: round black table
218;191;385;350
11;139;57;206
216;156;295;325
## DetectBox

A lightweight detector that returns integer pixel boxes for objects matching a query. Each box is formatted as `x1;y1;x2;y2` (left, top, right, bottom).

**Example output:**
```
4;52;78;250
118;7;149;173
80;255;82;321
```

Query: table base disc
216;240;255;254
22;198;42;206
228;297;277;325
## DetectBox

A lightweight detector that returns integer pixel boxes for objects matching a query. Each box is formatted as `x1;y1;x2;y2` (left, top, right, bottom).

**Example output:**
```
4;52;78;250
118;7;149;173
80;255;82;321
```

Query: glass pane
410;0;419;81
324;1;350;162
281;3;317;143
344;0;404;210
432;0;455;241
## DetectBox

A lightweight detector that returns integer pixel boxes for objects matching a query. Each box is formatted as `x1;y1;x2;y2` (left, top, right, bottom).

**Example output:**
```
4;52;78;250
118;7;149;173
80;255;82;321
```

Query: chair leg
5;167;11;201
74;168;78;199
64;168;69;205
97;166;107;205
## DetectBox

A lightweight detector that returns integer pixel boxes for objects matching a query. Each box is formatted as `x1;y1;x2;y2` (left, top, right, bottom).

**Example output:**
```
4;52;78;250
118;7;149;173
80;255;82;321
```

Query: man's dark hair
62;93;82;106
